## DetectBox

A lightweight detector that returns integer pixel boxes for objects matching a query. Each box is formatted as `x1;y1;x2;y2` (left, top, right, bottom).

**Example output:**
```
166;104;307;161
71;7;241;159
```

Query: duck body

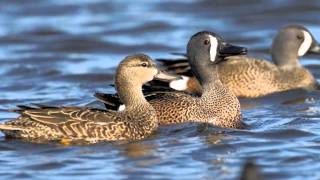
1;104;157;142
184;56;317;98
149;82;242;128
219;56;316;98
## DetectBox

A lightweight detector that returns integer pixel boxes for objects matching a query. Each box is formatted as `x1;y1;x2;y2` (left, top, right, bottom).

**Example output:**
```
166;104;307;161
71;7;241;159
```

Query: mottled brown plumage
0;54;178;143
96;73;243;129
156;25;320;98
148;79;243;128
95;31;247;129
174;56;317;97
1;105;157;143
219;56;317;97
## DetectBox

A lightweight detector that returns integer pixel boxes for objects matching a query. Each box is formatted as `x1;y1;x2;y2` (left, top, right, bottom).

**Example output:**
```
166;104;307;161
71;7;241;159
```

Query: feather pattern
0;54;162;143
154;56;317;97
1;105;158;143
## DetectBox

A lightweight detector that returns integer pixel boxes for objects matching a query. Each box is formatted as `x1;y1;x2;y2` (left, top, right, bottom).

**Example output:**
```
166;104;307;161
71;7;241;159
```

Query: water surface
0;0;320;179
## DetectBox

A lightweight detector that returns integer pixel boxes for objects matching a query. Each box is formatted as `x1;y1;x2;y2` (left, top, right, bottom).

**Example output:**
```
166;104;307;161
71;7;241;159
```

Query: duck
155;25;320;98
0;54;179;143
95;31;247;129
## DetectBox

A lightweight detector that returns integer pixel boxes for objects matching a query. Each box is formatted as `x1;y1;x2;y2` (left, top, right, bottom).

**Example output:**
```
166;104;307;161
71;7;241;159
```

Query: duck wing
94;89;190;111
0;105;124;140
12;105;118;125
156;58;192;76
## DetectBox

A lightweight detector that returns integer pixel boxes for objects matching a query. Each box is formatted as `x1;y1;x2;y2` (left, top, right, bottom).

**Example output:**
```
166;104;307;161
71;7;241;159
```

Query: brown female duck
0;54;178;143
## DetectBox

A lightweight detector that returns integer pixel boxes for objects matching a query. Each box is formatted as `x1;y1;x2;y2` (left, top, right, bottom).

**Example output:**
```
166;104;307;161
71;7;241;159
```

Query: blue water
0;0;320;179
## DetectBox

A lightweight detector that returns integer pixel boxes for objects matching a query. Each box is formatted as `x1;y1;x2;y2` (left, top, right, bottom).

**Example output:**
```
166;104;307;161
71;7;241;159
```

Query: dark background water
0;0;320;179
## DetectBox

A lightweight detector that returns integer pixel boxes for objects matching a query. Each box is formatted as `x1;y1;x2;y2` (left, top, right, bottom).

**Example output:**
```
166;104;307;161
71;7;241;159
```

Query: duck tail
0;124;24;131
0;124;28;139
143;81;174;93
94;92;122;111
9;105;37;113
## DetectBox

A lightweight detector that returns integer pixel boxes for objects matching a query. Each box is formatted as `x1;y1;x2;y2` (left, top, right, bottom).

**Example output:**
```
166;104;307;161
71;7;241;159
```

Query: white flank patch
209;35;218;62
169;75;190;91
118;104;125;111
298;31;312;56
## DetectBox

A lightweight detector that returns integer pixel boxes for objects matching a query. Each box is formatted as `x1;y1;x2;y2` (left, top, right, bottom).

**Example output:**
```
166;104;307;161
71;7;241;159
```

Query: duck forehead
209;34;218;45
298;30;313;56
126;54;152;62
140;55;152;62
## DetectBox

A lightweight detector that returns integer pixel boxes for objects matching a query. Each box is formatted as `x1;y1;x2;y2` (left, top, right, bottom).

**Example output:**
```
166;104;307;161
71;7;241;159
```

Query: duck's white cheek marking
118;105;125;111
169;76;190;91
298;31;312;56
209;36;218;62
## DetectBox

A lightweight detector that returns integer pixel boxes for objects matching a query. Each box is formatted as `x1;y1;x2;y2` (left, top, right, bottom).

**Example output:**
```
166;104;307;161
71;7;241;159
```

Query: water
0;0;320;179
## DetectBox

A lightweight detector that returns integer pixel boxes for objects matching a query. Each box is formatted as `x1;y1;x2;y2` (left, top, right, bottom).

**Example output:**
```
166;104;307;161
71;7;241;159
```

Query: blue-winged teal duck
0;54;179;143
155;25;320;98
95;31;247;129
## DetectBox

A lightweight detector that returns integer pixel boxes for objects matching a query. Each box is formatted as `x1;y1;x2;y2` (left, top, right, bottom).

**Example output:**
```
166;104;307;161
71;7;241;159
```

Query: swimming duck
95;31;247;129
0;54;179;143
155;25;320;98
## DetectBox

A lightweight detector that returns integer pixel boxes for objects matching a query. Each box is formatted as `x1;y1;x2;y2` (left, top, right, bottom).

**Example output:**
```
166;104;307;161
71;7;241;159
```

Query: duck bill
154;71;182;82
218;43;248;58
308;41;320;54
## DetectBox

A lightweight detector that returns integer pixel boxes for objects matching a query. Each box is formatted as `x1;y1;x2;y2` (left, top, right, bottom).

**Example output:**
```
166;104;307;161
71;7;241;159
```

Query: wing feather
16;105;117;126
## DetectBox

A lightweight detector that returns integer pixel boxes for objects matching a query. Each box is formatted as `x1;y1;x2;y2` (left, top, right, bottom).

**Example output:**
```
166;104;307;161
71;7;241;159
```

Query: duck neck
116;81;148;108
271;42;301;69
273;55;301;69
197;66;225;96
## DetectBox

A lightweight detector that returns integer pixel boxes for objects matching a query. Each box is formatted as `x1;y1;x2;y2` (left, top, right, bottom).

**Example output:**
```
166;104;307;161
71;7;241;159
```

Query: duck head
115;54;180;105
116;54;180;88
186;31;247;84
272;24;320;68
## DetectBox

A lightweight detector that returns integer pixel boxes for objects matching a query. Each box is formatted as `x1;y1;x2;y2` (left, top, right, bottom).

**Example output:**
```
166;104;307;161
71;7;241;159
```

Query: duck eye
297;35;304;40
204;39;210;45
141;62;148;67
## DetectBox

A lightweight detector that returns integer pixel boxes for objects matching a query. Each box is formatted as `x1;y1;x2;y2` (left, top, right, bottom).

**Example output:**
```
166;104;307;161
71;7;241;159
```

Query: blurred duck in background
155;25;320;98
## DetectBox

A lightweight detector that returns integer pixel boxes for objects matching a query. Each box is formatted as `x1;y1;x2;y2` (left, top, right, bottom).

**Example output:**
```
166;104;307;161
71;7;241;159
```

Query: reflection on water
0;0;320;179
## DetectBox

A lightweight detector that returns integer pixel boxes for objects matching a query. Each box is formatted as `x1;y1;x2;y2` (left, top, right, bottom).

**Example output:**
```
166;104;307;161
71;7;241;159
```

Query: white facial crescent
209;35;218;62
298;31;312;56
